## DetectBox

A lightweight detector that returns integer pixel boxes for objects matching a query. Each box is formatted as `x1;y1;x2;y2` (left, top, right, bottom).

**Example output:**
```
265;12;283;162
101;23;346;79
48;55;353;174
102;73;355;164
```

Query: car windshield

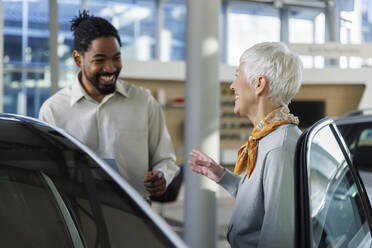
0;117;176;248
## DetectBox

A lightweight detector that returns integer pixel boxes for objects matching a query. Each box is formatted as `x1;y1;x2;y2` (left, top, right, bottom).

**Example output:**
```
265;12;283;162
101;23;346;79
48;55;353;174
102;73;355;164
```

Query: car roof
335;109;372;126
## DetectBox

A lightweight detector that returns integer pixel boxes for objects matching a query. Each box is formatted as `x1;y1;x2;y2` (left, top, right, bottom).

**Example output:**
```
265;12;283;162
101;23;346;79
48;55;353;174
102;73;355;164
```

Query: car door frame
294;117;372;248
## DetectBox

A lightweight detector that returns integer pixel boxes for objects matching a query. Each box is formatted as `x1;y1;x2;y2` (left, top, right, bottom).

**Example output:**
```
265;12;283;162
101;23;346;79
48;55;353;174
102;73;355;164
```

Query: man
39;10;179;199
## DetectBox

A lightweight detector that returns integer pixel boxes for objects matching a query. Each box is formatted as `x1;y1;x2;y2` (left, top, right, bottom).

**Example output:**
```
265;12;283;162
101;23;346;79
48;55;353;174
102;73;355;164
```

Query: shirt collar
70;72;129;106
70;72;88;106
115;79;129;98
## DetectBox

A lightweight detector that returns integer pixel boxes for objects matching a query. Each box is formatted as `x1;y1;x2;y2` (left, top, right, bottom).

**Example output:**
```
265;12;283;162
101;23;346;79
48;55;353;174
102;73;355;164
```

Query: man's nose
103;61;116;73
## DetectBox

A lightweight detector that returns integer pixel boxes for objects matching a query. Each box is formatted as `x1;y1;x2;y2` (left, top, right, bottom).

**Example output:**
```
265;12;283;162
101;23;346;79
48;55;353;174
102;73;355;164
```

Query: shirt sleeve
217;169;242;198
258;147;295;248
38;102;56;125
147;95;179;187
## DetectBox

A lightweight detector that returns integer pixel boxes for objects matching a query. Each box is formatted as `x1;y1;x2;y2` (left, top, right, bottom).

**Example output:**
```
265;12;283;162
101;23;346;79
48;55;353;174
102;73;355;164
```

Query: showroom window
227;1;280;66
162;0;186;61
3;0;50;116
289;7;325;68
3;0;372;117
57;0;82;88
340;0;363;68
87;0;157;61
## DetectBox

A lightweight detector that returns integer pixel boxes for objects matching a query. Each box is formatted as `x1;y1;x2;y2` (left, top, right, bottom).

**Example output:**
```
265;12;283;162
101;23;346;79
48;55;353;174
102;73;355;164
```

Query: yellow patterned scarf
234;106;299;177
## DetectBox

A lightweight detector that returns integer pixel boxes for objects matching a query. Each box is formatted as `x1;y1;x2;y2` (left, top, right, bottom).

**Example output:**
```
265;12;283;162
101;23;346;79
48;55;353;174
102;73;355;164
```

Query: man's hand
143;171;166;196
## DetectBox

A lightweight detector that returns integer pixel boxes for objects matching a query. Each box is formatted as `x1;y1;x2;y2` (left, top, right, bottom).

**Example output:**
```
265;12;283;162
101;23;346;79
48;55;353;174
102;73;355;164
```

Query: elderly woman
188;42;303;248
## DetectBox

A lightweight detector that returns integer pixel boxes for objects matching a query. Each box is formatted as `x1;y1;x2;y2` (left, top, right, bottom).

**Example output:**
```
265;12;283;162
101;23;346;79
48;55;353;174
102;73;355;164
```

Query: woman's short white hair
240;42;303;106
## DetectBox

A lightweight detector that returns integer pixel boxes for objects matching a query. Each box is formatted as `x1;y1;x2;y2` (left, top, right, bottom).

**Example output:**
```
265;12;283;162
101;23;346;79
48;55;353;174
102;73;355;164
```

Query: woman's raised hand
187;149;225;182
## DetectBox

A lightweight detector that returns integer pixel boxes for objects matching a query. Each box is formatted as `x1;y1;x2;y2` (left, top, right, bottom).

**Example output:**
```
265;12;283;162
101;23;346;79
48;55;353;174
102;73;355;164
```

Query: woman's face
230;63;256;117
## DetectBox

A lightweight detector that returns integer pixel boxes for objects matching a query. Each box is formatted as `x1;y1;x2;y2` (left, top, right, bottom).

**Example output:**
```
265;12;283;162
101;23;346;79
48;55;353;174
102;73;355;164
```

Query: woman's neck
249;100;281;127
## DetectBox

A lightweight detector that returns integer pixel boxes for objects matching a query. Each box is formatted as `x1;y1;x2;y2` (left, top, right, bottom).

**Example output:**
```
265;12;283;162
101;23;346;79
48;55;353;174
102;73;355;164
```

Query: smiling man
39;10;179;200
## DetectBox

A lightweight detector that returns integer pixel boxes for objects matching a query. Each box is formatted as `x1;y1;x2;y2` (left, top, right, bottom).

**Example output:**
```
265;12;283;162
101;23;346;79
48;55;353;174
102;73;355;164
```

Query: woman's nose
230;81;235;91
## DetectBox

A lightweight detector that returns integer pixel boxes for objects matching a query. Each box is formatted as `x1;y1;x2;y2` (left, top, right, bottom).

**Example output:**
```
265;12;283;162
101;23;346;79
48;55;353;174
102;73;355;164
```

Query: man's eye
94;60;104;63
113;56;121;61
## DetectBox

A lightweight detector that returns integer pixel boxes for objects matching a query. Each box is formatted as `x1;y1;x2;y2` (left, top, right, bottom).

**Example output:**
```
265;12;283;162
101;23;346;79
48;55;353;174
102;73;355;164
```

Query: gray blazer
218;124;302;248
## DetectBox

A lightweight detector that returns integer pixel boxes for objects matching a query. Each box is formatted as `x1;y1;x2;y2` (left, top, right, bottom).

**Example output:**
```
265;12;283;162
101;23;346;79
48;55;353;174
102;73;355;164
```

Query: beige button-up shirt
39;75;179;197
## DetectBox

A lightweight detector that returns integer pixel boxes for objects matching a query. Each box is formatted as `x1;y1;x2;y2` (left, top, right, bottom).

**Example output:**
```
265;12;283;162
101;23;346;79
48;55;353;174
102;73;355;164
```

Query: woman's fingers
191;167;203;176
190;164;206;176
189;149;213;165
188;157;209;168
190;149;208;159
189;149;202;159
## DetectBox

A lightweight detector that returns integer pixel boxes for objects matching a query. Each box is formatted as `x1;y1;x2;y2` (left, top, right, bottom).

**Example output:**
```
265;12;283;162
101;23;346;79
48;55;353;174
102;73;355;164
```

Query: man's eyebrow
92;54;106;58
92;52;121;58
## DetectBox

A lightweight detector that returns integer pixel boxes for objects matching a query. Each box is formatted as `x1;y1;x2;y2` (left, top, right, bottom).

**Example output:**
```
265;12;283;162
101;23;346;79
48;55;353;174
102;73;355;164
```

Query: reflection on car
0;114;186;248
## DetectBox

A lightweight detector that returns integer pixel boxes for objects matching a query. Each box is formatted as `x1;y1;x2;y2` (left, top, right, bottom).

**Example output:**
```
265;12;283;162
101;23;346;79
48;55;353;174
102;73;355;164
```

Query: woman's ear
72;50;82;68
254;75;268;96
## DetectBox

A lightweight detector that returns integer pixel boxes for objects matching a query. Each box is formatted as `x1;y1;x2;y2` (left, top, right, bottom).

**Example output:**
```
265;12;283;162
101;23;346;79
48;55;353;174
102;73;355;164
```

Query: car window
0;166;76;248
352;128;372;172
358;129;372;146
338;125;372;172
308;124;372;248
0;119;177;248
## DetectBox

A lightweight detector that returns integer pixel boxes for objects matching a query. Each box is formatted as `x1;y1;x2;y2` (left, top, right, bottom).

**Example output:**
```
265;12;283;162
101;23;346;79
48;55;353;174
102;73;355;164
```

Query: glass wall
340;0;364;68
57;0;82;88
227;1;280;66
289;7;325;68
3;0;372;117
3;0;50;116
88;0;157;61
162;0;186;61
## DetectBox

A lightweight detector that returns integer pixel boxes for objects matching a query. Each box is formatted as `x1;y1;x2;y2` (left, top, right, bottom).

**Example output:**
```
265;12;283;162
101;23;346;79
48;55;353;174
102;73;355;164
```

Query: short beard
84;69;118;95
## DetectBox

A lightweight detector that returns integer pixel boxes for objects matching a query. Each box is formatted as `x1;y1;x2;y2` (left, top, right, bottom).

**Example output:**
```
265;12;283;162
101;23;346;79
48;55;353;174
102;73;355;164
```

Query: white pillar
326;0;340;42
0;0;4;112
184;0;220;247
82;0;88;10
280;7;289;44
325;0;340;66
19;0;28;116
49;0;59;95
156;0;164;60
220;0;229;63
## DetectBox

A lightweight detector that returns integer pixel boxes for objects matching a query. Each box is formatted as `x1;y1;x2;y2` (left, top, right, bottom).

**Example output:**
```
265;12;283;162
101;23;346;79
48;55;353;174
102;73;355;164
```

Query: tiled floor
152;186;235;248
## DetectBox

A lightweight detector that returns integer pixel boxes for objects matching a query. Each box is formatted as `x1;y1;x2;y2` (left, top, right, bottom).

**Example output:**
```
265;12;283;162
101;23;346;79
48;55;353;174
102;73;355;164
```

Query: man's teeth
235;95;239;100
101;75;114;81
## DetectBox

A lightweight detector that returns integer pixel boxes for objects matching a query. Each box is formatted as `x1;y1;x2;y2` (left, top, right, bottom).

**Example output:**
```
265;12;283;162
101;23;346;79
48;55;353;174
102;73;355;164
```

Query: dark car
335;109;372;203
0;114;187;248
294;118;372;247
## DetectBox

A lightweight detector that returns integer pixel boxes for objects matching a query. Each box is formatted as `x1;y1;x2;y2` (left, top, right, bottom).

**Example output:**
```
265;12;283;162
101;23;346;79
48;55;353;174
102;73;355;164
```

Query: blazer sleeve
217;169;242;198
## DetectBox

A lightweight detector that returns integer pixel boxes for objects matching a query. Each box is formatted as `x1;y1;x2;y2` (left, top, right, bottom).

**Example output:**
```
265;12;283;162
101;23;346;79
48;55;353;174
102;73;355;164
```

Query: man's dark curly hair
70;10;122;54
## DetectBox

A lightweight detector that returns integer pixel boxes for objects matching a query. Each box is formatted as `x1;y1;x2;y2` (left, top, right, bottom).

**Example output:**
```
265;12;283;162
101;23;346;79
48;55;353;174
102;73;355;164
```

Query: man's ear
72;50;82;68
254;75;268;96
